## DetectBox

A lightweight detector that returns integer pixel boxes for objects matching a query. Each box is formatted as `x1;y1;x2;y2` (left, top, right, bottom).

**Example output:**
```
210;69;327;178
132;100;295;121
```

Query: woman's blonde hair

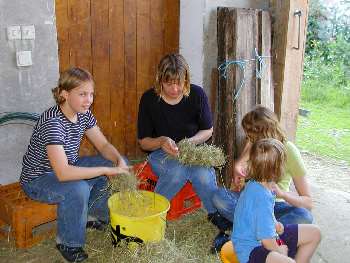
154;53;191;96
242;106;286;144
52;67;94;105
248;138;286;183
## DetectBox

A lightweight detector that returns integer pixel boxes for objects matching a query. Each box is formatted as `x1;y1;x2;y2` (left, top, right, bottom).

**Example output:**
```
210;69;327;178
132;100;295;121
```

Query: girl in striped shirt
21;67;128;262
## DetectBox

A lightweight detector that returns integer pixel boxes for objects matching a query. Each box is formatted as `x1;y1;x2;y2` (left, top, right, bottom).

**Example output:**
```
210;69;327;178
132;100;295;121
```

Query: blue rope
217;48;270;103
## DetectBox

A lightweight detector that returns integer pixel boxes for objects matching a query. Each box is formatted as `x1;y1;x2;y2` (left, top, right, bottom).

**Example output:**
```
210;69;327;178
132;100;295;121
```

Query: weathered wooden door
55;0;179;158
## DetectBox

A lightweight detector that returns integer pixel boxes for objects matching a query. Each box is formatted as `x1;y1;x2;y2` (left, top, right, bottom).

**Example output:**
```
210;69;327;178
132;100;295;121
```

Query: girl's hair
52;67;94;105
242;106;286;144
248;138;286;183
154;53;191;96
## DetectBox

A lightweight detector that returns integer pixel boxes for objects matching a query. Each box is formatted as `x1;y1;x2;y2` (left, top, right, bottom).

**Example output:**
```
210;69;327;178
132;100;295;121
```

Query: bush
302;34;350;108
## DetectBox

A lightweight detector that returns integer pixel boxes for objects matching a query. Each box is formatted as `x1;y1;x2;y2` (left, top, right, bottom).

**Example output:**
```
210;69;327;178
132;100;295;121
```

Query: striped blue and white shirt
20;105;96;184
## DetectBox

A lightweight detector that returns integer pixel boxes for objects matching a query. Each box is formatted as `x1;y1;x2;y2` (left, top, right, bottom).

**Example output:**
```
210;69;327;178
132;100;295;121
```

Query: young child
20;67;129;262
232;138;321;263
211;106;313;252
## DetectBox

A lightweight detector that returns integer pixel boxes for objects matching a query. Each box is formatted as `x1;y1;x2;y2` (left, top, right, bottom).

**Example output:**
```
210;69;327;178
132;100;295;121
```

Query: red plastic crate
134;162;202;220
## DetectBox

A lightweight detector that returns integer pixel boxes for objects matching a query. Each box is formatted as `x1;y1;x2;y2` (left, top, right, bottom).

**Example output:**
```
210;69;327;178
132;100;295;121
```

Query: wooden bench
0;182;57;248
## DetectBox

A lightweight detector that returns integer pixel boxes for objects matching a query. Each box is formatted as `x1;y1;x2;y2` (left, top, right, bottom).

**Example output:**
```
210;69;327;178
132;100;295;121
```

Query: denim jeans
212;188;313;225
211;188;240;221
148;149;218;214
21;155;112;247
274;201;313;225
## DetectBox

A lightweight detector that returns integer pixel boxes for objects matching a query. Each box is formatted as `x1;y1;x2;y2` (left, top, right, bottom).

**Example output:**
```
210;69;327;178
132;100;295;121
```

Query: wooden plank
91;0;111;144
124;0;138;158
216;7;235;186
271;0;309;141
110;0;126;155
150;0;165;72
234;8;258;155
55;0;69;72
68;0;92;72
257;10;274;111
136;0;152;157
164;0;179;53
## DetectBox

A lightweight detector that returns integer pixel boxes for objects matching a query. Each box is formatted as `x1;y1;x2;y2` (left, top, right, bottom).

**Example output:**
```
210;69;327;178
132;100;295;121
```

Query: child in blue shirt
232;138;321;263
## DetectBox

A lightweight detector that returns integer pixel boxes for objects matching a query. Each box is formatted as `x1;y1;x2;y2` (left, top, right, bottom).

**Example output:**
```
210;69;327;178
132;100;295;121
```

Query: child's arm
85;126;127;168
47;145;128;181
231;140;251;190
272;177;312;210
261;238;288;256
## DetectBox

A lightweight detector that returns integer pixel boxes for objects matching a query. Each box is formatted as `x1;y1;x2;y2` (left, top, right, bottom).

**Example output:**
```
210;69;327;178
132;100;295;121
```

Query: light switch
7;26;21;40
21;25;35;40
16;51;33;67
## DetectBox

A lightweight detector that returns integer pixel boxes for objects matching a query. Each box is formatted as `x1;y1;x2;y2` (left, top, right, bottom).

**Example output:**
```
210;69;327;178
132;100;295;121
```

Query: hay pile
108;172;140;193
107;170;159;218
174;139;226;168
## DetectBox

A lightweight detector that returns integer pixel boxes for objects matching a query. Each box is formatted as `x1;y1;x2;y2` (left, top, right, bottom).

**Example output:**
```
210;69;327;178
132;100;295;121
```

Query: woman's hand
160;136;179;157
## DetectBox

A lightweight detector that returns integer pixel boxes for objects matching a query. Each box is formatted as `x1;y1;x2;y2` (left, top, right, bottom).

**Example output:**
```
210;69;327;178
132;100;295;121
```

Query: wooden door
55;0;179;158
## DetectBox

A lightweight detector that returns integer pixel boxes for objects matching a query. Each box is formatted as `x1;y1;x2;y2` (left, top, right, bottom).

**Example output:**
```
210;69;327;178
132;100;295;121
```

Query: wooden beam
270;0;309;141
216;7;259;185
257;10;274;111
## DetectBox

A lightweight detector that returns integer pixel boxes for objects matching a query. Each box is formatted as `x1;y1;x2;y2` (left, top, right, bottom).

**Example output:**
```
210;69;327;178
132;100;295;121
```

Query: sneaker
86;220;107;231
207;212;232;231
56;244;88;262
210;231;230;254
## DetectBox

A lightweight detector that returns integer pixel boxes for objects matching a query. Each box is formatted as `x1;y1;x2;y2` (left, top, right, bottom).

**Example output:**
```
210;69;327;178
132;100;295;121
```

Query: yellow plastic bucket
108;190;170;245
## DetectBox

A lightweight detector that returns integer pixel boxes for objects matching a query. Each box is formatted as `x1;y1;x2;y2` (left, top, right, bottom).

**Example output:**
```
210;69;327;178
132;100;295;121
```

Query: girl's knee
71;182;90;202
266;252;295;263
298;224;322;244
311;225;322;243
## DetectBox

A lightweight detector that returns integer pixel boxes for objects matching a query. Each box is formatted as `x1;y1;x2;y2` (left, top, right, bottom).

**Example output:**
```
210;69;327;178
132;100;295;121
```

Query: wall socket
7;26;21;40
21;25;35;40
16;51;33;67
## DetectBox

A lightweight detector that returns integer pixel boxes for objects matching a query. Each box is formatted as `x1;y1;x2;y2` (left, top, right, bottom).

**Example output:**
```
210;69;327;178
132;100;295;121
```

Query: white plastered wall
180;0;269;97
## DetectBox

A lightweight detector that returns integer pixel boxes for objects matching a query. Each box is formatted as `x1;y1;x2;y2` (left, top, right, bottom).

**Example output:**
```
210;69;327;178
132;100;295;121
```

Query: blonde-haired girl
21;67;128;262
231;138;321;263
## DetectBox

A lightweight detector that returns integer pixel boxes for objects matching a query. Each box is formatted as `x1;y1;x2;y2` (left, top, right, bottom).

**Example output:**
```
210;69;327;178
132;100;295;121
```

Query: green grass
296;102;350;164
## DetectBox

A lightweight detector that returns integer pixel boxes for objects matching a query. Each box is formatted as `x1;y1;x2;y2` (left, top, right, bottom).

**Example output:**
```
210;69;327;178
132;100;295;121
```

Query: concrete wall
0;0;59;184
180;0;269;96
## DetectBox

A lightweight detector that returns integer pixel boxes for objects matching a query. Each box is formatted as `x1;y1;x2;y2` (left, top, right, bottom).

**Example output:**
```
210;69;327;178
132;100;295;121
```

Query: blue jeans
211;188;240;221
148;149;218;214
21;155;112;247
274;201;313;225
212;188;313;225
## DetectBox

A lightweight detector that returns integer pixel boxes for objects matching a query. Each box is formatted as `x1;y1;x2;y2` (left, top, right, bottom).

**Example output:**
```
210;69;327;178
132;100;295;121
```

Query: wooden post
257;10;274;111
216;7;260;185
270;0;309;141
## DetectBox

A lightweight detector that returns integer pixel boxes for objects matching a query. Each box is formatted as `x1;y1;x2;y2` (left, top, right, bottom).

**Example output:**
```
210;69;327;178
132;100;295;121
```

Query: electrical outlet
21;25;35;40
16;51;33;67
7;26;21;40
